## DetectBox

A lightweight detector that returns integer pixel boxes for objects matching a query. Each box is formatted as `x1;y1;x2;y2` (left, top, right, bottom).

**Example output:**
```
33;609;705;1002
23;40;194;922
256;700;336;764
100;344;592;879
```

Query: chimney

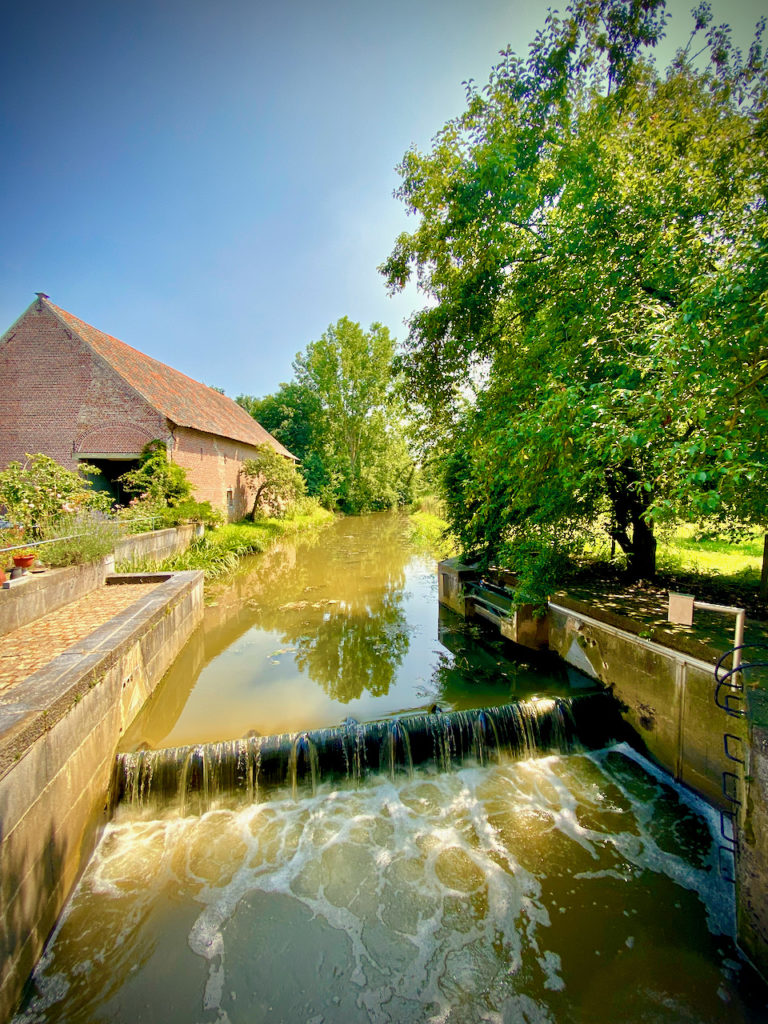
35;292;49;311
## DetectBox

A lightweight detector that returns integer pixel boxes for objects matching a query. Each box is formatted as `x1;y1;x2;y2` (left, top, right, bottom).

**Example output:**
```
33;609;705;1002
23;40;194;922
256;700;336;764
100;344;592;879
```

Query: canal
14;513;768;1022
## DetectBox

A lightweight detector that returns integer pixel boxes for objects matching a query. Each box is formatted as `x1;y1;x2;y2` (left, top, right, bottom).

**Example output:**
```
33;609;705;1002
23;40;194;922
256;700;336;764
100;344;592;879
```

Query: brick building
0;294;295;519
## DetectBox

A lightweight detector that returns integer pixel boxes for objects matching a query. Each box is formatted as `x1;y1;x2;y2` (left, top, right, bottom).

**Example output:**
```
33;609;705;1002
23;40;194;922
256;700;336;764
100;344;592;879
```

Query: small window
226;489;234;510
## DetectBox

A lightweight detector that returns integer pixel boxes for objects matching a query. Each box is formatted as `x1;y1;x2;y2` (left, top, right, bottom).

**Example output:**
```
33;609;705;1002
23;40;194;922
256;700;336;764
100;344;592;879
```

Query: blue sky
1;0;765;399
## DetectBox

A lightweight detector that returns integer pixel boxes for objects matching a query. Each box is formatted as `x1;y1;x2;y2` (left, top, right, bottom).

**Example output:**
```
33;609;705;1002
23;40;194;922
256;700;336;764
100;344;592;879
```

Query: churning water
13;514;768;1021
17;747;766;1023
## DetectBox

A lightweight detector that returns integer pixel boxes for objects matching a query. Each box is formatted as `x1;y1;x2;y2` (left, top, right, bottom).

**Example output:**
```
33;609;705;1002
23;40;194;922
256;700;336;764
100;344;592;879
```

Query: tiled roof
44;299;295;458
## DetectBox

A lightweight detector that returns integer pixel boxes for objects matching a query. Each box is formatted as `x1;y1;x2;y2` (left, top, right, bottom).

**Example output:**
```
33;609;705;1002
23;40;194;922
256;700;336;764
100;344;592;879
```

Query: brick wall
0;304;168;471
171;426;264;520
0;302;268;521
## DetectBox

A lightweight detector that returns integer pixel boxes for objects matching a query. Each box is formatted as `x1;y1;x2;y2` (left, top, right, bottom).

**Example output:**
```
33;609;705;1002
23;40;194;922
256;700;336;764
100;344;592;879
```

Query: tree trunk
605;463;657;580
249;482;268;521
626;512;657;579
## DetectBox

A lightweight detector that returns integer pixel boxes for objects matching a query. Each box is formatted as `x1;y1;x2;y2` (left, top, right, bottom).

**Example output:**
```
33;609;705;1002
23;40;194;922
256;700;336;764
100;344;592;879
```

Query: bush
41;512;122;567
0;453;111;537
116;496;222;532
118;441;192;506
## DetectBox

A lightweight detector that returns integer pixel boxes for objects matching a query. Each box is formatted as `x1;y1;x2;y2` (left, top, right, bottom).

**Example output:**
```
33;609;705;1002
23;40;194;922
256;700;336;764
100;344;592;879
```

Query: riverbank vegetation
382;0;768;604
116;504;335;580
408;496;457;559
237;316;414;514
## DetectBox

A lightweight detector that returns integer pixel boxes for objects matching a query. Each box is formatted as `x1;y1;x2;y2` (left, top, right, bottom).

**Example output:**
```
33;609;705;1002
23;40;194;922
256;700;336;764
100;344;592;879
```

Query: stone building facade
0;294;294;519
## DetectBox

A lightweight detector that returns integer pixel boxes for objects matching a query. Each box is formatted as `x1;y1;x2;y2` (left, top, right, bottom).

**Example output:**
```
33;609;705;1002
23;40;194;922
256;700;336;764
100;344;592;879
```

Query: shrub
118;441;192;506
0;453;111;536
41;512;122;567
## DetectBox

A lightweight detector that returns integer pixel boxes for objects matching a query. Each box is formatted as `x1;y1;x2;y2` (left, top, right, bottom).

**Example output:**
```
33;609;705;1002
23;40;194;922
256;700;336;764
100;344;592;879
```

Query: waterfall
113;691;624;815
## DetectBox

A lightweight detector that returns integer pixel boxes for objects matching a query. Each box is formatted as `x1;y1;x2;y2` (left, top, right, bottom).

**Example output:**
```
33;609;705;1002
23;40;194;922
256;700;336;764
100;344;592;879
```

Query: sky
1;0;765;399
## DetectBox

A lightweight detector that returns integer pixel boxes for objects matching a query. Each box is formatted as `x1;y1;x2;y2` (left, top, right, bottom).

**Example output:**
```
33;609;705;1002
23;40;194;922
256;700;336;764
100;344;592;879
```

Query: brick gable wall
0;303;272;521
0;305;169;471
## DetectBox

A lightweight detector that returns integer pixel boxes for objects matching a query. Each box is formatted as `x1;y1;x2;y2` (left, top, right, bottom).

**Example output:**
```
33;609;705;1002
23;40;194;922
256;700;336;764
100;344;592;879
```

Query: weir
114;691;624;813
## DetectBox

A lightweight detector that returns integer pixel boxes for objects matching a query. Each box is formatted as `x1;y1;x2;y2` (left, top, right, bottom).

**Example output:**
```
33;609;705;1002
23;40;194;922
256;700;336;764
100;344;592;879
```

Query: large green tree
236;383;327;495
382;0;767;583
295;317;413;513
239;319;414;513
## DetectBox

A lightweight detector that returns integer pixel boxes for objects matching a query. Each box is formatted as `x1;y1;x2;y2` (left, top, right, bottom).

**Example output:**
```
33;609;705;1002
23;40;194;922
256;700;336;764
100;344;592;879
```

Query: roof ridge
37;297;295;459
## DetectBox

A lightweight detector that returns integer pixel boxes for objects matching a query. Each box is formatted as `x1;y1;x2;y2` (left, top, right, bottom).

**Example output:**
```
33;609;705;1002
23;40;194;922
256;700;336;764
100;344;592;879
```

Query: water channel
15;513;768;1022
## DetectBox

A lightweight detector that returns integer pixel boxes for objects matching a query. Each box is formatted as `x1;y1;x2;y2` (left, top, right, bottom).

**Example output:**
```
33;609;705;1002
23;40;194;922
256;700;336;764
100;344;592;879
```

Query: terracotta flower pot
12;553;35;569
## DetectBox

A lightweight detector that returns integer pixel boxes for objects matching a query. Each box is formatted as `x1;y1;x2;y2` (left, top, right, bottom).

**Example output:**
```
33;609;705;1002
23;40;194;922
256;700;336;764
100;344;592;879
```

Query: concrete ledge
0;570;204;1022
0;557;114;638
0;525;203;641
553;592;724;666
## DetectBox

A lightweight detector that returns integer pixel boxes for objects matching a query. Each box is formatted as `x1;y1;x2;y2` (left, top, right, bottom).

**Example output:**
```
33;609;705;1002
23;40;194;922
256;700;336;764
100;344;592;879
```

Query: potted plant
1;527;37;570
12;546;36;569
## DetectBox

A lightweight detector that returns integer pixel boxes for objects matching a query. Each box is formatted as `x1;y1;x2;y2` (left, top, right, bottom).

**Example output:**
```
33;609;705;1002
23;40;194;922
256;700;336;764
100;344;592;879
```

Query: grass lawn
656;525;764;582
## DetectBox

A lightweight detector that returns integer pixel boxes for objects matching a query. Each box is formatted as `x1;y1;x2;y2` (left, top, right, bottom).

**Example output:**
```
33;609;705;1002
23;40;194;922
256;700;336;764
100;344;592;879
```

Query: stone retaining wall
0;557;115;638
0;570;204;1022
547;599;728;809
0;525;203;639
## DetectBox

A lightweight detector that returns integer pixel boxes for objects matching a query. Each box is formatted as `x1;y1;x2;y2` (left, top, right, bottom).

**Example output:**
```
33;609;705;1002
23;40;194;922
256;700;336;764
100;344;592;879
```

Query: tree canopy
237;383;327;496
242;318;414;514
381;0;768;585
242;444;306;519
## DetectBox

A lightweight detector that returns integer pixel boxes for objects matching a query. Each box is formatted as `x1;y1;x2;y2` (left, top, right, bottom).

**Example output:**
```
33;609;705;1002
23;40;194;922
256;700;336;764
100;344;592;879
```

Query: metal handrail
0;515;163;555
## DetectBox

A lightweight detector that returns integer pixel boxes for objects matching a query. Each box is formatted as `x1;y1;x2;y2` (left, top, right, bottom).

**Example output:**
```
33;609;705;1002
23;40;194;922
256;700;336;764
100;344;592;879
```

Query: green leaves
0;453;112;536
382;0;768;579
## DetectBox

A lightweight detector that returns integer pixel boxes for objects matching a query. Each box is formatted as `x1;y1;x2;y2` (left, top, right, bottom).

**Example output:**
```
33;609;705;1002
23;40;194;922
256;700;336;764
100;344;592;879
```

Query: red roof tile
44;299;295;458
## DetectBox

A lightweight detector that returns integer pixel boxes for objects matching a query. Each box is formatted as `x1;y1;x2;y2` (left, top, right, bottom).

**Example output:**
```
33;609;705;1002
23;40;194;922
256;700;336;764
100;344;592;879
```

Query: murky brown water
17;750;768;1023
14;514;768;1022
121;513;594;750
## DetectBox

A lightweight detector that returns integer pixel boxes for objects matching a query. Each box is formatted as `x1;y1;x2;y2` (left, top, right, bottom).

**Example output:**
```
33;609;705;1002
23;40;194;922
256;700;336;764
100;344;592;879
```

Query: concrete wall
737;689;768;980
547;600;729;809
1;526;203;638
0;571;204;1022
0;557;114;637
114;522;204;564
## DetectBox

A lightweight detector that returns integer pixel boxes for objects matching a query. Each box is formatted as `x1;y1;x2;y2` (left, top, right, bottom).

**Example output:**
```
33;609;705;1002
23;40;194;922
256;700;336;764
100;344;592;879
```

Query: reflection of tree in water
430;609;589;708
248;513;416;702
292;588;411;702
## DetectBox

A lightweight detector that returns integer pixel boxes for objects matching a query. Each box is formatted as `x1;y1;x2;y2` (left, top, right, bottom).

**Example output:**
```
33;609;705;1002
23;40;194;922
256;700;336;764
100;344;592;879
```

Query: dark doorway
79;459;139;506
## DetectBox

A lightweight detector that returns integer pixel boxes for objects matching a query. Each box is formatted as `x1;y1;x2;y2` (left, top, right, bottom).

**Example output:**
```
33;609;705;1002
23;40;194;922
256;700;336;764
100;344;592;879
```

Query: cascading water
113;692;624;814
13;516;768;1022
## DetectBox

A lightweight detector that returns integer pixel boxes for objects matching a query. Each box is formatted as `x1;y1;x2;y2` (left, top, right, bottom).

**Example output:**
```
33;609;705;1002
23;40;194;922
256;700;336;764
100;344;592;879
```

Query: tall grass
116;506;334;580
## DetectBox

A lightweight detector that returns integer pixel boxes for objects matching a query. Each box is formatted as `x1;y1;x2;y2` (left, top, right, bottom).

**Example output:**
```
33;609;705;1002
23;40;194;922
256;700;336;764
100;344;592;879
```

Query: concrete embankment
0;555;204;1022
438;557;768;982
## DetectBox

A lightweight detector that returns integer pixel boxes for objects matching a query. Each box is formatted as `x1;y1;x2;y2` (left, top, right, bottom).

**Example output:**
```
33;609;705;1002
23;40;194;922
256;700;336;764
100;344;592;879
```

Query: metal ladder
714;641;768;882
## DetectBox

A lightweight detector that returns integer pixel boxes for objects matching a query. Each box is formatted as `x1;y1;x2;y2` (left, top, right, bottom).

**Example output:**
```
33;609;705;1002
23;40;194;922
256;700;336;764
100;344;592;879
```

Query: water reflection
122;513;595;750
292;594;410;701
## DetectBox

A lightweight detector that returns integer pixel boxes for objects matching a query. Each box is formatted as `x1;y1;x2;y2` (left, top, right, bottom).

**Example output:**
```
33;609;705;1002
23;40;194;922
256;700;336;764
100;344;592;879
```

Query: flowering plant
0;527;35;558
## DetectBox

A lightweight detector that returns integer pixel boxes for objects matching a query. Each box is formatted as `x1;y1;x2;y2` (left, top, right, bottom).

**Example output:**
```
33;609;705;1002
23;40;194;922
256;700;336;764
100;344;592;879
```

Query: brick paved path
0;583;162;694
